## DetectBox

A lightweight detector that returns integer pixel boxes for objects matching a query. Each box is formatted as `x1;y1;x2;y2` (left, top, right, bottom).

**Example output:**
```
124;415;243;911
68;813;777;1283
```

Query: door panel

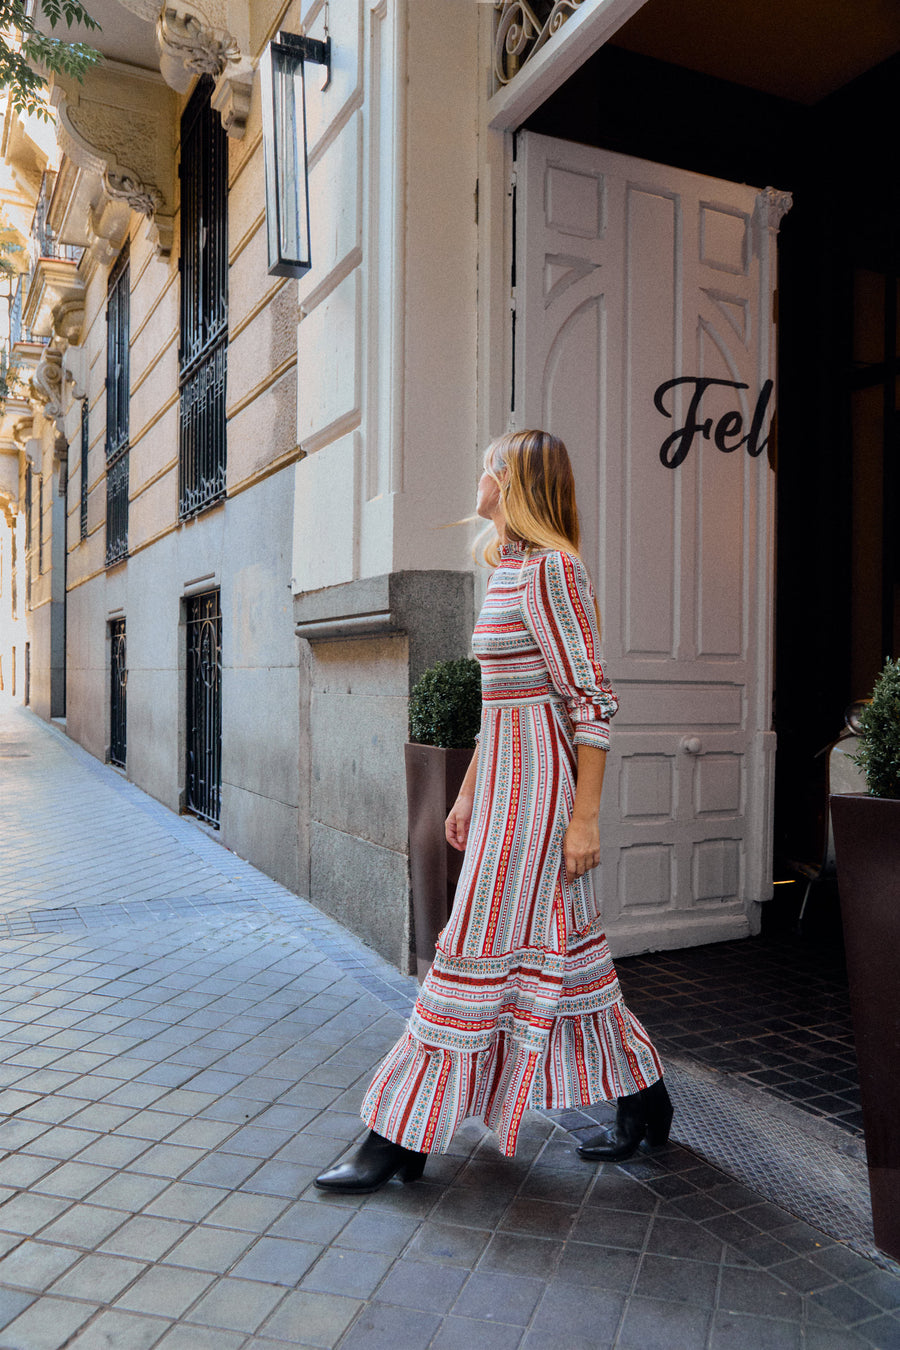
517;133;780;954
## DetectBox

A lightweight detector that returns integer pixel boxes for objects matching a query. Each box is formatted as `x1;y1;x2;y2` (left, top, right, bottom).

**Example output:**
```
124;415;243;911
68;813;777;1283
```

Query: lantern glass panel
262;38;312;277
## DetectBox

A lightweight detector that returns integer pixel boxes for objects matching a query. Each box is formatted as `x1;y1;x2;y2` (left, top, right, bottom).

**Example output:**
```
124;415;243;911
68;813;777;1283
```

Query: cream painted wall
291;0;481;595
57;47;304;888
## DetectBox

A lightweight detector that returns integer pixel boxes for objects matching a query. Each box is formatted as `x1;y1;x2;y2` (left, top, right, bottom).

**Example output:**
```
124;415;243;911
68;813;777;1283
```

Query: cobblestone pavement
1;698;899;1350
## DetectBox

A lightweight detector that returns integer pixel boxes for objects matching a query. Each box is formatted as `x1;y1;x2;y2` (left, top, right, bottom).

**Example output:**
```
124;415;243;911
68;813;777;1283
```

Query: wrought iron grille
179;77;228;520
109;618;127;767
37;476;43;573
80;401;89;540
106;244;130;566
185;589;222;826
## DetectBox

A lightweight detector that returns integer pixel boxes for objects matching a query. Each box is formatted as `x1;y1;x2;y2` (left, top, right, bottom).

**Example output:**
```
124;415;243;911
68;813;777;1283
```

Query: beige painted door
516;131;786;956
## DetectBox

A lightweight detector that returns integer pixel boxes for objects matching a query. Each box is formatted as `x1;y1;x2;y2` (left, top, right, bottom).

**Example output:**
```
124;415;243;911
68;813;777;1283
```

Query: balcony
15;173;85;347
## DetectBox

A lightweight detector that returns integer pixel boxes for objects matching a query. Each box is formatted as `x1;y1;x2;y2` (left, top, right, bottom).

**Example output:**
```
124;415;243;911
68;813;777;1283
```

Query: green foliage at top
0;1;101;122
409;657;482;749
853;657;900;799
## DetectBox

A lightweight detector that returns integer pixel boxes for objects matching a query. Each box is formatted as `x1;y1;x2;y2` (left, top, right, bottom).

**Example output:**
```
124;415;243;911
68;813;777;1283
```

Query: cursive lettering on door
653;376;774;469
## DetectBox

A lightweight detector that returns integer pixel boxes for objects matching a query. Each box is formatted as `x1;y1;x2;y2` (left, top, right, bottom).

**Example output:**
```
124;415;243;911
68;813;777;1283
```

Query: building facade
1;0;897;972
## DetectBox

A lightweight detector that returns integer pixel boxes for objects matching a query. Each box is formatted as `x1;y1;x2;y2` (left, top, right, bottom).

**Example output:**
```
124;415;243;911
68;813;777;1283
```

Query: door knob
681;736;702;755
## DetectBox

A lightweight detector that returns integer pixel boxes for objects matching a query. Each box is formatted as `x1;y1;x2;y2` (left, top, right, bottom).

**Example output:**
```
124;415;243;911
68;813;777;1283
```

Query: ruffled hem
361;1002;662;1158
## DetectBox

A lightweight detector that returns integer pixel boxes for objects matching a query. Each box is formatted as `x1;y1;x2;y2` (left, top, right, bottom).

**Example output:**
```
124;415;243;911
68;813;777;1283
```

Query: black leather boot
577;1078;673;1162
314;1129;427;1194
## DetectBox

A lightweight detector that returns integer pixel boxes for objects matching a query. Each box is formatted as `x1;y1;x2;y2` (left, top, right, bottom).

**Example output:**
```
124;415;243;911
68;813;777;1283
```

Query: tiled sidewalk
0;700;898;1350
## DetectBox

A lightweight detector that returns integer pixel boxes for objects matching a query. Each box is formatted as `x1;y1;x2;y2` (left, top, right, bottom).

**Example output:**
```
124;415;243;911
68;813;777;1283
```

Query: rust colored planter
405;743;472;982
831;792;900;1263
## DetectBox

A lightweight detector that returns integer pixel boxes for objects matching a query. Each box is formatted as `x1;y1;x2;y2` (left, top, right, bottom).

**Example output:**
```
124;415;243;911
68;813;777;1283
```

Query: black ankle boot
577;1078;673;1163
314;1129;427;1194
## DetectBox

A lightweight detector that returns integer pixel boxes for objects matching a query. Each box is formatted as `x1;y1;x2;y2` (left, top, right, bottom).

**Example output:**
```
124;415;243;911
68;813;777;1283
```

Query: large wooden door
516;132;786;955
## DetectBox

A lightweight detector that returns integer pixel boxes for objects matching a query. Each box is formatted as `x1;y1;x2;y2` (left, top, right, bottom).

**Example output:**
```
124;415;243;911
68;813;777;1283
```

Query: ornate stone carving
156;1;253;137
755;187;793;234
104;171;164;218
50;64;177;259
52;293;86;347
158;5;240;80
31;347;65;420
494;0;585;85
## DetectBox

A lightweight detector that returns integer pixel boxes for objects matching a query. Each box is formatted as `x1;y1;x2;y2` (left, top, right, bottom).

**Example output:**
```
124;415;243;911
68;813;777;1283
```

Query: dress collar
500;538;529;560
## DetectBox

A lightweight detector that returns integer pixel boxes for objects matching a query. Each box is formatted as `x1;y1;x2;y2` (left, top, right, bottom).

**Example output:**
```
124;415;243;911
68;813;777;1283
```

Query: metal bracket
277;32;332;89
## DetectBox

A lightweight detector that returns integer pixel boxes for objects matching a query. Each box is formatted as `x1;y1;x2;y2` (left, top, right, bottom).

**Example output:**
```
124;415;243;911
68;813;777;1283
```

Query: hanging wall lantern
260;31;331;279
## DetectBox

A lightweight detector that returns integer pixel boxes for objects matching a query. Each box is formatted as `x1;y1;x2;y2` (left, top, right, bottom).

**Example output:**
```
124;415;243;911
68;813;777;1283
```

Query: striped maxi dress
362;542;663;1157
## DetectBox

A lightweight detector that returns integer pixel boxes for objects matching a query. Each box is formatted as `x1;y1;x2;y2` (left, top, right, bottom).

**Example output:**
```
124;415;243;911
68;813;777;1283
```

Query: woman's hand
446;793;474;851
563;815;601;881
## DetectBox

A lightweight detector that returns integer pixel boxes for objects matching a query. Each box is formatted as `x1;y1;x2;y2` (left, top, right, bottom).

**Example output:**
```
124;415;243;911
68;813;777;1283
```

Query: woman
316;430;671;1194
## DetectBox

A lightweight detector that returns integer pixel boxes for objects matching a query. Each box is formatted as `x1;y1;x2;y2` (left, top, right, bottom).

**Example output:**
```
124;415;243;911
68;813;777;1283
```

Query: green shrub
853;657;900;799
409;657;482;749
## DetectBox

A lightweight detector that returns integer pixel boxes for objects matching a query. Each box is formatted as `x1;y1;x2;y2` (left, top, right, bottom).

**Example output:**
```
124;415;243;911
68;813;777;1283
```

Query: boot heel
398;1153;427;1183
643;1080;673;1148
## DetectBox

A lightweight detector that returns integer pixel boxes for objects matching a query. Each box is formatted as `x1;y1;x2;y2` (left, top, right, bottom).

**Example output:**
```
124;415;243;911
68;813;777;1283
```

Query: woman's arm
564;744;606;881
445;747;479;851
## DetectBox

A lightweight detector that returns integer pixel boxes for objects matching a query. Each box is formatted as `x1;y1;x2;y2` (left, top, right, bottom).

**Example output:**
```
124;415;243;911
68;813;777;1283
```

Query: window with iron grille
80;400;89;541
24;468;31;607
106;243;130;566
109;617;127;767
37;475;43;573
185;588;222;826
179;76;228;520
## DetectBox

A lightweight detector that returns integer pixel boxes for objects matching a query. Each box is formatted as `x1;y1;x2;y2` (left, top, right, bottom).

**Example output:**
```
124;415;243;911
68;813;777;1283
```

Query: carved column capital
755;187;793;235
50;63;178;259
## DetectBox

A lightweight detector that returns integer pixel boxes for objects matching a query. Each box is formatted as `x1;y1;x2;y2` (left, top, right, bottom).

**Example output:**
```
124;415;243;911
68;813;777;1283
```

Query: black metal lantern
260;32;331;279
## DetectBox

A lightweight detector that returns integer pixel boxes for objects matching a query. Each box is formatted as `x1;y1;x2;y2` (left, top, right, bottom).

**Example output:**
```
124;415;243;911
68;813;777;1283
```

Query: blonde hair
476;429;581;566
475;428;602;636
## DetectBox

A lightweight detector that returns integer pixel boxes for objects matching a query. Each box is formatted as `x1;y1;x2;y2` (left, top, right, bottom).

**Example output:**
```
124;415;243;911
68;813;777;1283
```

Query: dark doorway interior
525;41;900;888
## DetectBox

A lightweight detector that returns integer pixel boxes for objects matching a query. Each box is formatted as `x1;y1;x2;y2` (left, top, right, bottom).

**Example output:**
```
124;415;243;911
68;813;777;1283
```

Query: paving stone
161;1224;255;1273
87;1173;170;1213
114;1264;215;1317
301;1247;394;1300
337;1300;441;1350
0;1286;36;1332
205;1193;291;1233
254;1290;361;1346
30;1161;114;1201
66;1308;172;1349
707;1309;801;1349
429;1316;524;1350
0;1294;97;1348
49;1252;148;1302
98;1215;191;1261
0;1239;81;1290
617;1295;713;1350
0;1192;71;1236
182;1276;286;1332
153;1326;246;1350
231;1235;325;1286
452;1272;545;1325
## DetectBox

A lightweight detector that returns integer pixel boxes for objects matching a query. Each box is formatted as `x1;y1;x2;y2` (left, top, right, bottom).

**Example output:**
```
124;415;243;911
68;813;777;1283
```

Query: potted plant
831;657;900;1262
405;658;481;981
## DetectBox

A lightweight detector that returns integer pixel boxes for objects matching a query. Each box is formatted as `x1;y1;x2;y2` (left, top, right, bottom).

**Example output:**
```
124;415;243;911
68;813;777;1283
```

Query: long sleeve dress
362;542;663;1157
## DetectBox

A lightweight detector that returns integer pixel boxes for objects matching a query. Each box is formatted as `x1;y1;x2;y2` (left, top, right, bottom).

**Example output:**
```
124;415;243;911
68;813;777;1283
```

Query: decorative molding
755;186;793;235
493;0;586;86
49;65;178;259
